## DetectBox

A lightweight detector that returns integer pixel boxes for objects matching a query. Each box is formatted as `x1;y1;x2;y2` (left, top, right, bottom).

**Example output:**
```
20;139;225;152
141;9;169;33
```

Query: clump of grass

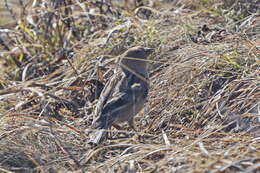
0;0;259;172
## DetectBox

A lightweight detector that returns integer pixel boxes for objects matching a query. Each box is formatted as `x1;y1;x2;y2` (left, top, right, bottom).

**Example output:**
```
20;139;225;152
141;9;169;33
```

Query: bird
89;46;154;145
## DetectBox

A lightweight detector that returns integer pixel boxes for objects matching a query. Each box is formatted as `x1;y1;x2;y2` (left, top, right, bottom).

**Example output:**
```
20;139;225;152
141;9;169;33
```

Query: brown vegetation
0;0;259;172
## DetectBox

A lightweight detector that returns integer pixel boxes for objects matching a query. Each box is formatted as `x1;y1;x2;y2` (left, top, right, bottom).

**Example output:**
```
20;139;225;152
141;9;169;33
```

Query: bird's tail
89;128;108;145
88;117;111;145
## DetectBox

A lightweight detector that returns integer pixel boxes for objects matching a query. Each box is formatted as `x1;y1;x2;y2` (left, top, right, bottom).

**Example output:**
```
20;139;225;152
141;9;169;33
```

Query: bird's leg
112;121;137;132
107;127;113;139
128;118;138;132
108;125;123;139
112;123;123;130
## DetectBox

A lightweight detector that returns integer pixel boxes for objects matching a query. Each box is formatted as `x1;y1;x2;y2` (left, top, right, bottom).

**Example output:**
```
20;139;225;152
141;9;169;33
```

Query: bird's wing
100;73;147;120
95;73;122;117
89;91;132;145
96;80;149;126
93;91;132;128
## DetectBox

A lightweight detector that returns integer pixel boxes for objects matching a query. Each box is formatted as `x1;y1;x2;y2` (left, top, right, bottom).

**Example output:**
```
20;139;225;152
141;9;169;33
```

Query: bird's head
123;46;154;59
119;46;154;77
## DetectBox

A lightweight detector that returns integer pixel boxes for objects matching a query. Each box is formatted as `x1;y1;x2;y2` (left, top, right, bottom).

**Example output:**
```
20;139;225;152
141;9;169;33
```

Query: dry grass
0;0;259;172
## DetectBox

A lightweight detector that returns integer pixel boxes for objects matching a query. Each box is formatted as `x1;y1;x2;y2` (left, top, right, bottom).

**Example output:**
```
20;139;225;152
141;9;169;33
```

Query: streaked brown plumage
89;46;154;145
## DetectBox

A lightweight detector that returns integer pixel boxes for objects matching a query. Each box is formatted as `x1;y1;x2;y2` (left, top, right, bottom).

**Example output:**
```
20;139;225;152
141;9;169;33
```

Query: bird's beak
144;48;154;55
